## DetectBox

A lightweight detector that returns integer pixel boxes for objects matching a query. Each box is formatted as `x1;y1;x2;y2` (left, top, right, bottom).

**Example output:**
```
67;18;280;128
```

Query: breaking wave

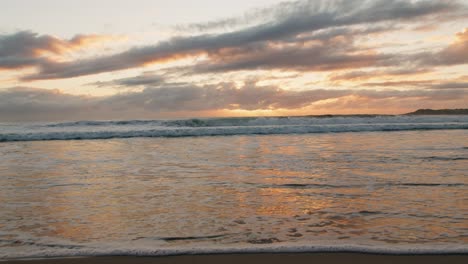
1;115;467;142
2;240;467;260
43;115;467;128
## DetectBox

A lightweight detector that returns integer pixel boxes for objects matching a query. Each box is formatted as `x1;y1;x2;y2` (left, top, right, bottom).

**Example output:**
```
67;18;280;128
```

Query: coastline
3;253;468;264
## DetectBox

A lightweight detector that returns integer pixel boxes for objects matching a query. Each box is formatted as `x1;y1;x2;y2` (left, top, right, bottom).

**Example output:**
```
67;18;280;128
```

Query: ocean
0;115;467;260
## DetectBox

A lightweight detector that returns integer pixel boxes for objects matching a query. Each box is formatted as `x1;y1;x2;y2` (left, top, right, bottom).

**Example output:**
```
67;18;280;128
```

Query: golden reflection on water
0;130;467;245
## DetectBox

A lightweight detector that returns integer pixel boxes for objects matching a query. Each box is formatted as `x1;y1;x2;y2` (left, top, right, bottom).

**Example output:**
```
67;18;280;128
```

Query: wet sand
3;253;468;264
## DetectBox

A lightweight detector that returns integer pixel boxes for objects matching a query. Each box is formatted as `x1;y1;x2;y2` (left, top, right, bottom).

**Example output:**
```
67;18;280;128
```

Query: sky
0;0;467;121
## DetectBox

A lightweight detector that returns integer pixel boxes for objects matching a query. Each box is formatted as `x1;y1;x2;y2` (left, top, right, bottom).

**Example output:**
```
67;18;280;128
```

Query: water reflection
0;130;467;248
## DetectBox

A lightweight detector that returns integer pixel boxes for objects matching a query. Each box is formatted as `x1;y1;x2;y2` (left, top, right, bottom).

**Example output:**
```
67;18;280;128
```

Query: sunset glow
1;0;467;121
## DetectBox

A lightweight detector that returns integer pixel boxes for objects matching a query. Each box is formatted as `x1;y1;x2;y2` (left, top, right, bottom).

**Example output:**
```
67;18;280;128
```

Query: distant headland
405;109;468;115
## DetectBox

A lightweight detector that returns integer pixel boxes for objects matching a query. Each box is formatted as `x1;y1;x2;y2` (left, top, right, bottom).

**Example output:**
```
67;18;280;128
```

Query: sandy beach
3;253;468;264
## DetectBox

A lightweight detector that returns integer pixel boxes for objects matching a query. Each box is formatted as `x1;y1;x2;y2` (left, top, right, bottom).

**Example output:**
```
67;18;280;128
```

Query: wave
1;123;467;142
43;115;468;128
420;156;468;161
43;117;294;128
257;182;466;189
45;119;164;127
133;234;229;242
2;242;467;260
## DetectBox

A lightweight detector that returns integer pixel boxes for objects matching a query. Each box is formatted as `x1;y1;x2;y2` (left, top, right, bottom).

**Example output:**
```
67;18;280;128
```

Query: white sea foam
2;241;468;260
41;115;468;128
0;115;467;142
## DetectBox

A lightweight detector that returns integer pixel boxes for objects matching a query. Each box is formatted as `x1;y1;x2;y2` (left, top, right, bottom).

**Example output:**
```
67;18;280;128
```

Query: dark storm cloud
18;0;461;80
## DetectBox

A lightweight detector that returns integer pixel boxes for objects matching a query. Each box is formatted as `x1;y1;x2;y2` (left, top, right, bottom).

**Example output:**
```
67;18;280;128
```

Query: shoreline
3;253;468;264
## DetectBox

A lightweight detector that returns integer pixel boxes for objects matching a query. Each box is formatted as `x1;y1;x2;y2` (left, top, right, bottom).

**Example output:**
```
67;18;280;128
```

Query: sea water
0;115;467;259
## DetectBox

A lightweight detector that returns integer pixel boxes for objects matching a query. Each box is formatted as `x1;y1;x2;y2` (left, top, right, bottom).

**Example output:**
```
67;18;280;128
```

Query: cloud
286;24;399;43
99;81;349;112
428;28;468;65
176;0;300;32
328;68;431;82
187;26;468;75
0;31;108;70
1;81;467;121
0;87;97;121
405;28;468;68
19;0;462;80
362;77;468;90
431;82;468;89
324;28;468;82
190;38;390;73
89;72;167;88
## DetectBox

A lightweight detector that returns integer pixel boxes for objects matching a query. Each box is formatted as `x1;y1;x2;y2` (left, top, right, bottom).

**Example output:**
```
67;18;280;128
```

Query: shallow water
0;128;467;259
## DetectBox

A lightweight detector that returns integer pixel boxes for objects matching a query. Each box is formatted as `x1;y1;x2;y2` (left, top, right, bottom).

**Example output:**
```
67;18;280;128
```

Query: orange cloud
425;28;468;65
455;28;468;41
34;34;121;58
0;31;115;70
